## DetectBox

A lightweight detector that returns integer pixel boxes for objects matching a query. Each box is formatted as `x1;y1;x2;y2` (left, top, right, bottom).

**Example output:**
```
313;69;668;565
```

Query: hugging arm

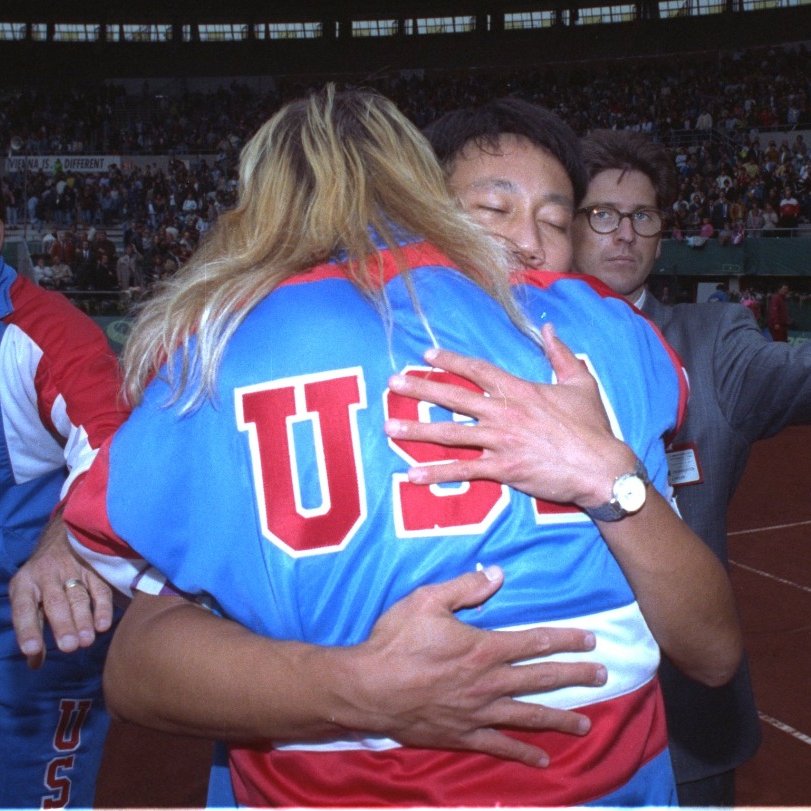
103;565;605;767
384;323;742;687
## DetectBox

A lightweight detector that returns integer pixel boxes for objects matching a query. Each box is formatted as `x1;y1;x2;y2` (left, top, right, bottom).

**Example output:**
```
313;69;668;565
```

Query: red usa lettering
236;367;368;557
42;755;74;809
41;698;92;809
237;356;619;555
51;699;91;752
386;367;510;536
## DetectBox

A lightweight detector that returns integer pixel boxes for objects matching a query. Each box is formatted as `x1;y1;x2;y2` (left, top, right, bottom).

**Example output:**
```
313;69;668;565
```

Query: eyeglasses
576;205;664;237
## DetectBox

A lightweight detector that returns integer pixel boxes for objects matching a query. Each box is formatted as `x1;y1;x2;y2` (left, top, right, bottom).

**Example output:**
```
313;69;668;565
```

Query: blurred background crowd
2;42;809;303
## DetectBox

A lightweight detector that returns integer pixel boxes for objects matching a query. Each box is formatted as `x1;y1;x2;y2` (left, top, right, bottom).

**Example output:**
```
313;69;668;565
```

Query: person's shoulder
8;273;107;347
519;270;628;307
648;299;740;335
668;300;750;323
671;302;773;354
520;272;657;328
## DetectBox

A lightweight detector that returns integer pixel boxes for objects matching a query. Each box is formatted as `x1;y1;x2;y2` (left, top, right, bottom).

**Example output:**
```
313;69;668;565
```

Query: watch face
615;474;647;513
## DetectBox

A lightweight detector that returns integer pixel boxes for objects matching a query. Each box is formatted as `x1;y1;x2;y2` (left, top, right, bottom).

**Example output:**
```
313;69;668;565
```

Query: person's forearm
104;594;366;742
596;490;742;687
105;577;605;765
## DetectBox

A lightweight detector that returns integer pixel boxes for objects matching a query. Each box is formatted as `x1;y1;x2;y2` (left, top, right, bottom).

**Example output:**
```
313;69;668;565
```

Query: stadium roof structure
1;0;808;83
5;0;810;22
2;1;534;22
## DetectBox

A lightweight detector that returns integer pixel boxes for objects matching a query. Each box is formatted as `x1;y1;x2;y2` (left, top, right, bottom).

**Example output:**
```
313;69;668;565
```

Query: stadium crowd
1;42;809;297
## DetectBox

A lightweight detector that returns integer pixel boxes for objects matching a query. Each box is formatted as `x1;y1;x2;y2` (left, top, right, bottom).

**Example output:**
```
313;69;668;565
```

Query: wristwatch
585;457;650;522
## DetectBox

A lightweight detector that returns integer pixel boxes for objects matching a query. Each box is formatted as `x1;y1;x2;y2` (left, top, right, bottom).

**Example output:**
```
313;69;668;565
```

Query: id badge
666;443;703;487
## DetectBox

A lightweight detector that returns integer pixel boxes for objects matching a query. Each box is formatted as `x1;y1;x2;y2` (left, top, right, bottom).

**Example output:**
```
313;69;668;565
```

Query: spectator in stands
717;221;734;246
740;289;762;323
40;227;58;254
710;193;731;232
762;201;779;235
778;186;801;233
74;239;98;290
715;167;734;195
687;190;706;228
93;228;118;265
79;185;99;226
729;193;746;225
746;203;765;236
49;230;76;268
32;255;54;288
123;220;145;254
146;251;166;286
94;250;117;290
56;179;77;227
50;258;75;290
116;242;143;290
699;217;715;239
26;191;40;231
181;190;199;217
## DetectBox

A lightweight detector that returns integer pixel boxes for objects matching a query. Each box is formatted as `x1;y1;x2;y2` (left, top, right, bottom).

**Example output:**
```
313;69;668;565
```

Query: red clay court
731;424;811;806
94;424;811;807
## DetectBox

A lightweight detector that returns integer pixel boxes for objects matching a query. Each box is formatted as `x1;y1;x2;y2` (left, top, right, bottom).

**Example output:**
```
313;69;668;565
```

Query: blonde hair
123;85;531;409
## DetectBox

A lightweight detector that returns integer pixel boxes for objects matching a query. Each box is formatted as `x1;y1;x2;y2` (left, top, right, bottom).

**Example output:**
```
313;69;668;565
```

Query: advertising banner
4;155;124;174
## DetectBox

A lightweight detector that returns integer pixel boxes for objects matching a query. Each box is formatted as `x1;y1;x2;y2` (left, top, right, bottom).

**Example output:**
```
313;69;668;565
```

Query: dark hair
424;97;588;205
581;129;678;209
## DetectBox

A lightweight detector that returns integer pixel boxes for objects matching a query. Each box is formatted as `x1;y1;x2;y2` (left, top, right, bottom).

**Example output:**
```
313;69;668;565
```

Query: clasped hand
384;322;634;510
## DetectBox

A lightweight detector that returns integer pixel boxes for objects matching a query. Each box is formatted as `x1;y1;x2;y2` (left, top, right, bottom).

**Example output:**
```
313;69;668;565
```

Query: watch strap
584;457;650;522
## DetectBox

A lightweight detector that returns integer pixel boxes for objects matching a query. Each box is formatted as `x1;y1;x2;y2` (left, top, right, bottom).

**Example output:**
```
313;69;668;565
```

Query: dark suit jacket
642;294;811;783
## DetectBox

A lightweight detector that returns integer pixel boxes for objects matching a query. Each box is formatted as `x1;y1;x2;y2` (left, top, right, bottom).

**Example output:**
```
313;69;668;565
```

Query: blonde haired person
121;86;522;409
66;86;740;807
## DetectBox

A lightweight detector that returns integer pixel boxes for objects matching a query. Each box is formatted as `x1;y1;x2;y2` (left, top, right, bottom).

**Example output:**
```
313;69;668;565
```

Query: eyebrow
585;201;658;211
469;177;516;192
468;177;573;207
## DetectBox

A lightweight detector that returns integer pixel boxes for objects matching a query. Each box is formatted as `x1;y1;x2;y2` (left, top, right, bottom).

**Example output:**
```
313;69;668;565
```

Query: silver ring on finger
64;578;86;592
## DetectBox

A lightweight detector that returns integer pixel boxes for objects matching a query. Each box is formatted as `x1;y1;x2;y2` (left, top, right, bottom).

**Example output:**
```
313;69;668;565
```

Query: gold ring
64;578;86;591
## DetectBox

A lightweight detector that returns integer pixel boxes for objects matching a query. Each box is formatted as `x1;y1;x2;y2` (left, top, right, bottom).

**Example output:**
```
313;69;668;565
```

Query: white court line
729;561;811;595
758;712;811;747
729;518;811;537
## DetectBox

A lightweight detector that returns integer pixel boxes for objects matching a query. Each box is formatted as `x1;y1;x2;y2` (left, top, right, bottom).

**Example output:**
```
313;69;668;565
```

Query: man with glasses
572;129;811;806
578;204;664;241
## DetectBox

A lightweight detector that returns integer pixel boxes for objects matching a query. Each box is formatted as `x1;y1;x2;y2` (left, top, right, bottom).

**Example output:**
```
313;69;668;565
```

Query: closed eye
541;220;569;233
477;205;508;215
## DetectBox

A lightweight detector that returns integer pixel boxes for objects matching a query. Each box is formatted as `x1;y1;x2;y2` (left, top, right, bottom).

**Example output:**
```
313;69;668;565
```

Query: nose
613;214;637;243
505;218;545;269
